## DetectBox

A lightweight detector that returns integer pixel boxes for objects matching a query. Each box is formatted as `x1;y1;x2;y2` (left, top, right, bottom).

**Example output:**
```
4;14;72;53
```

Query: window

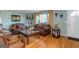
0;18;2;24
36;14;48;24
0;18;2;29
36;15;40;24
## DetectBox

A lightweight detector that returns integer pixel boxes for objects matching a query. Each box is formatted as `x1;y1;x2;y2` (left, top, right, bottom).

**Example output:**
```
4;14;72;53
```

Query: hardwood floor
25;35;79;48
0;34;79;48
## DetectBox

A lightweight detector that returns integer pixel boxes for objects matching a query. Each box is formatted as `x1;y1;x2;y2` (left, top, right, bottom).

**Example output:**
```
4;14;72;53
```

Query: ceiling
0;10;45;14
13;10;44;13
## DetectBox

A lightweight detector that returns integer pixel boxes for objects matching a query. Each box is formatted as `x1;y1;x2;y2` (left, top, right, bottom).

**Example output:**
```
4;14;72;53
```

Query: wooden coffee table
19;30;40;46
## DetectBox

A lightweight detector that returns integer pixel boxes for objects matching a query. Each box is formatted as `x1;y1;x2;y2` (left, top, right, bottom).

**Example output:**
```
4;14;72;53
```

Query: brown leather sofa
34;23;51;36
10;23;25;31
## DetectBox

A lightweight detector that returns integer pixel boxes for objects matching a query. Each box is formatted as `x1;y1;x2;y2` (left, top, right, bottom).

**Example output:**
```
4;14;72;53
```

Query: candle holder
60;14;63;19
55;13;58;17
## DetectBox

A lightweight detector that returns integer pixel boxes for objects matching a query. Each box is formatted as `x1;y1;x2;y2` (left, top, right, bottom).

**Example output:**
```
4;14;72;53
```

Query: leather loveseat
34;23;51;36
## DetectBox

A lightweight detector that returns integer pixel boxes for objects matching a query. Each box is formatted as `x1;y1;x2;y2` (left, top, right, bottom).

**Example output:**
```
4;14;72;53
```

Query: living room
0;10;79;48
0;0;79;59
0;10;53;48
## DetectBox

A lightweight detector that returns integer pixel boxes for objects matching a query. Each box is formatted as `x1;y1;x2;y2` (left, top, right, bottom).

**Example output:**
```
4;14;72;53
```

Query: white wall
67;10;79;38
0;11;26;29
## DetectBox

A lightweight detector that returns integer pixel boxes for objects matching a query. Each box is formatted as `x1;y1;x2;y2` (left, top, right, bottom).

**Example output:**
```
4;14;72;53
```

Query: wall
33;10;67;36
0;11;26;29
0;10;68;36
32;10;79;38
67;10;79;38
53;10;67;36
48;10;53;26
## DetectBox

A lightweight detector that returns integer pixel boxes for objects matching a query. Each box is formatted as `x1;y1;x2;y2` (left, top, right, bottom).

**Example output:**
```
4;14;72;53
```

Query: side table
52;28;60;38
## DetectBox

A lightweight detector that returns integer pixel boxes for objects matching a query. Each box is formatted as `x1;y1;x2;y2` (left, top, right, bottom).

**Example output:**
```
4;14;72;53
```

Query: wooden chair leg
1;36;9;48
20;37;29;48
27;36;29;44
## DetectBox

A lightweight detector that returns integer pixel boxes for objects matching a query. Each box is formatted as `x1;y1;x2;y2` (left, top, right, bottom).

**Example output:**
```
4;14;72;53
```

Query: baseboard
60;34;68;37
52;33;79;42
68;37;79;41
60;34;79;41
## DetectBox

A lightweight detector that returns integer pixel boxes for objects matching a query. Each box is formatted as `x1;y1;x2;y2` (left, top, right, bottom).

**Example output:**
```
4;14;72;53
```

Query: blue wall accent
0;10;67;36
53;10;67;35
0;11;27;29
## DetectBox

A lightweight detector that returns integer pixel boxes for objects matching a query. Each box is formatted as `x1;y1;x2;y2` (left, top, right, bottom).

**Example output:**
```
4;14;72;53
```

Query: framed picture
29;14;33;20
26;14;28;19
32;14;33;19
28;14;31;20
11;15;20;21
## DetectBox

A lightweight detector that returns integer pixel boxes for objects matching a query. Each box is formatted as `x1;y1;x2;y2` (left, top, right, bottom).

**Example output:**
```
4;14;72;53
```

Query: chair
34;23;51;36
0;34;24;48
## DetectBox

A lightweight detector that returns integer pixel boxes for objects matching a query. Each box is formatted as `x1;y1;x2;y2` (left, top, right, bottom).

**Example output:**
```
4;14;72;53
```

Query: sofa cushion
10;23;25;31
34;23;51;36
